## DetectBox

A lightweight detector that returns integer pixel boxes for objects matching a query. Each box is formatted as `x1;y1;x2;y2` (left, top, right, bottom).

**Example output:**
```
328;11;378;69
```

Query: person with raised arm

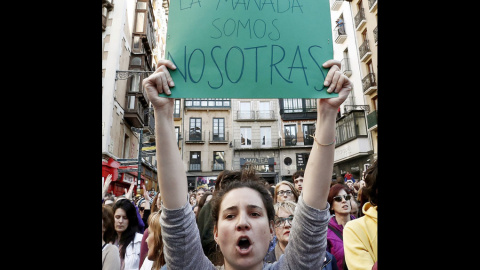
143;58;352;270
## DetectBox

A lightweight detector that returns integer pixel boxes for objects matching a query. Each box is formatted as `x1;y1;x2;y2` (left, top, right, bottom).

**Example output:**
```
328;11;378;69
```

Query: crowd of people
101;58;378;269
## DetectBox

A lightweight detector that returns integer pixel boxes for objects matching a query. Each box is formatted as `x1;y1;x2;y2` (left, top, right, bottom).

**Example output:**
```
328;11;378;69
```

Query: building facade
102;0;170;196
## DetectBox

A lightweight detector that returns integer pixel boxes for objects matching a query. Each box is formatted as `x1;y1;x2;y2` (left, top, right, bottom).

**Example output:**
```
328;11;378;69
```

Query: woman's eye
251;212;260;217
225;214;235;219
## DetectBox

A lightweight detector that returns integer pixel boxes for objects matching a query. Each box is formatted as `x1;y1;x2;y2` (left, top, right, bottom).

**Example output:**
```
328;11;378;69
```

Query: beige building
181;98;233;190
102;0;170;196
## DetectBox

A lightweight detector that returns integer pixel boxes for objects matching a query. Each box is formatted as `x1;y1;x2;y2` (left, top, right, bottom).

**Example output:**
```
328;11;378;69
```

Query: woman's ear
269;220;275;238
213;225;218;241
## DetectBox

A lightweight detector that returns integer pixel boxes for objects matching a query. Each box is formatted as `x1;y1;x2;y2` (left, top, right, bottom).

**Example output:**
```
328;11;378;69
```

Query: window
175;126;180;146
260;127;271;147
185;98;231;108
189;151;201;171
335;111;368;144
303;124;315;145
258;101;271;119
240;127;252;147
284;125;297;146
213;118;225;141
239;101;252;119
174;99;181;117
213;151;225;171
296;153;310;171
189;118;202;141
283;99;317;113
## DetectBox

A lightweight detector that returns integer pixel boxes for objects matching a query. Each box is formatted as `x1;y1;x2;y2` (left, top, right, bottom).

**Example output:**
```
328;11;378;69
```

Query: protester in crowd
195;191;213;220
344;159;378;270
139;193;163;269
196;186;207;205
139;186;152;230
139;211;167;270
113;198;144;270
142;58;352;269
189;193;197;208
264;201;338;270
103;204;121;270
102;174;114;203
292;170;304;193
344;171;353;183
327;184;356;270
273;181;299;204
356;186;368;218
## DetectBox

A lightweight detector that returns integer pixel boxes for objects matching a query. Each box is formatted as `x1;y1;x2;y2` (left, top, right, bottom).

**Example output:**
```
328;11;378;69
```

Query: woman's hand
143;59;177;113
320;60;353;111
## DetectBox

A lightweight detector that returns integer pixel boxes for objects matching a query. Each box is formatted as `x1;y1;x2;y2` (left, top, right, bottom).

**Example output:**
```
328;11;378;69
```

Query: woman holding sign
142;58;353;270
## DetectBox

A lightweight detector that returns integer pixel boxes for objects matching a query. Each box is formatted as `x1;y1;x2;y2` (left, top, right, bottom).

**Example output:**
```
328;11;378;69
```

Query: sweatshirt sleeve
343;220;375;270
277;195;331;270
160;201;216;270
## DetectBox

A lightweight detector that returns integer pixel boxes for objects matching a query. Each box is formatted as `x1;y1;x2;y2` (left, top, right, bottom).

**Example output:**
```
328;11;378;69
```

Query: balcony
143;109;155;139
367;110;377;131
330;0;344;11
334;26;347;44
233;139;280;150
368;0;377;13
359;39;372;62
212;161;226;171
102;0;114;32
341;58;352;77
209;131;229;144
186;131;206;144
124;96;146;128
256;110;276;121
362;73;377;95
373;26;378;45
354;8;366;30
235;110;255;121
188;162;201;172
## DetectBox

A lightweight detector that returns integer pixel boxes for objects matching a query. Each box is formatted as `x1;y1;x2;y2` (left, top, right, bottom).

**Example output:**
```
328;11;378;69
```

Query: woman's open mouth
236;236;253;255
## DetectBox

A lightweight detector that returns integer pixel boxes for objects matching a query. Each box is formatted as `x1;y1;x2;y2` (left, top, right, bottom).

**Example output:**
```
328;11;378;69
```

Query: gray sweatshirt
160;195;330;270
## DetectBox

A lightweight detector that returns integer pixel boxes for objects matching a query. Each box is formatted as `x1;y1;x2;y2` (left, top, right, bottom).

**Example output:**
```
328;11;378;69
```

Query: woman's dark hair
112;199;140;259
211;180;275;225
327;183;350;215
196;191;213;220
102;204;116;244
363;159;378;206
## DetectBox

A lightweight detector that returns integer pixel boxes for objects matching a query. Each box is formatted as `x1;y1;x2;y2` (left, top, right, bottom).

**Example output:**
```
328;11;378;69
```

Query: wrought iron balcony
334;26;347;44
359;39;372;62
233;139;280;149
212;161;226;171
188;162;201;172
330;0;344;11
354;8;366;30
236;110;256;121
367;110;377;130
362;73;377;95
186;130;205;143
341;58;352;77
256;110;276;120
209;131;229;143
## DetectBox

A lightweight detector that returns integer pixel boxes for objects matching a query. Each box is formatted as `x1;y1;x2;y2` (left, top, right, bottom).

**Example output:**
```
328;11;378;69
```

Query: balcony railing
341;58;352;77
188;162;201;171
362;73;377;95
334;26;347;44
209;131;229;143
359;39;372;62
367;110;377;130
233;139;280;149
212;161;226;171
373;26;378;44
354;8;366;30
256;110;276;120
236;111;255;121
186;131;205;143
330;0;344;11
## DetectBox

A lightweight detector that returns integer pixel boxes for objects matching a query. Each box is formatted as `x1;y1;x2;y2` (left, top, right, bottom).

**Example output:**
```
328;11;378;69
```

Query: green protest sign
163;0;336;98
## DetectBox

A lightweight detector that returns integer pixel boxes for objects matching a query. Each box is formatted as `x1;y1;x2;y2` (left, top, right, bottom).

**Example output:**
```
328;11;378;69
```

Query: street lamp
131;126;143;194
